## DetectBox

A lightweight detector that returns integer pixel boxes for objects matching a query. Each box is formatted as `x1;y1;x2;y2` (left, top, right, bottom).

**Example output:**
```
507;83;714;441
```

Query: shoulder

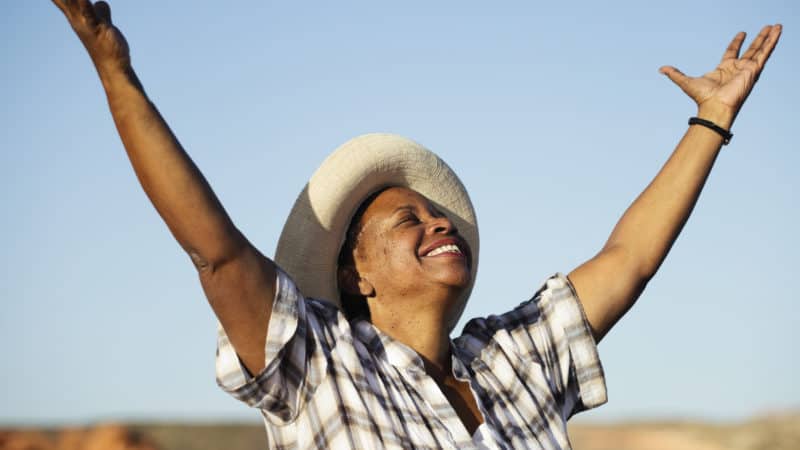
275;267;344;318
460;273;577;335
269;267;356;353
454;273;587;360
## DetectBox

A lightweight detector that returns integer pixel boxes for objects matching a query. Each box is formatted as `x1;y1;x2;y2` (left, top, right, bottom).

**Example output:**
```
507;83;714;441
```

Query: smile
423;243;463;257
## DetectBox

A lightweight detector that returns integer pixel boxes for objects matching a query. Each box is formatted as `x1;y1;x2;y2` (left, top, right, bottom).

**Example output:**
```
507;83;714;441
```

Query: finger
51;0;67;15
659;65;696;96
720;31;746;62
94;1;111;24
53;0;80;17
659;65;689;86
740;25;772;61
752;24;782;68
76;0;99;28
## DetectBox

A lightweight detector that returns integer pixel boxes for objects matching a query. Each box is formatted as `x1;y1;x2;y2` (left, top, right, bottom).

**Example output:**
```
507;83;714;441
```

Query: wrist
688;117;733;145
98;64;143;94
696;102;736;130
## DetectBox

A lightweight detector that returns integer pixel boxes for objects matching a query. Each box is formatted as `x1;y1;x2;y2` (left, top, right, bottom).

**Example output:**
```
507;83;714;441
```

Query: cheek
384;233;416;260
374;230;394;257
372;233;416;272
358;232;390;271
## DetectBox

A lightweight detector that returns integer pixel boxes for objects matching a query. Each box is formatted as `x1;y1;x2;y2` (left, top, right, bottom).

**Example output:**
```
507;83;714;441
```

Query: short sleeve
459;273;607;419
539;273;607;416
215;267;329;424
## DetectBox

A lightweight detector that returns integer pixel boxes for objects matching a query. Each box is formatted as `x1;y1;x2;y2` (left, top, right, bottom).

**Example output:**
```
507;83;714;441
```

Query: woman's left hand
660;24;782;126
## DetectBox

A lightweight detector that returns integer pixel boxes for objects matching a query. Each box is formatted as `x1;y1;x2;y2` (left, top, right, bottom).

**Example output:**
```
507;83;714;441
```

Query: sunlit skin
337;186;483;431
341;188;471;327
52;0;782;439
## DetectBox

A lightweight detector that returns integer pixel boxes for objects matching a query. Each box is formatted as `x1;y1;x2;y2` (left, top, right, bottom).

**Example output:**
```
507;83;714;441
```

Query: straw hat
274;133;479;318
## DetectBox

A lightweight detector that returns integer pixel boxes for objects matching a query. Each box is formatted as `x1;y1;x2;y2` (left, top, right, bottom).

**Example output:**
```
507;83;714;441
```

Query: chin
441;273;471;292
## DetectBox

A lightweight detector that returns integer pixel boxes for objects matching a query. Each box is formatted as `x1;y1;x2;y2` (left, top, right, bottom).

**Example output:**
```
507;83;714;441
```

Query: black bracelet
688;117;733;145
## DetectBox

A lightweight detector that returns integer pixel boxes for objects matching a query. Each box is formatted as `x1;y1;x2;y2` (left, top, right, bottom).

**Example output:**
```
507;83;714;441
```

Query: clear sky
2;1;797;425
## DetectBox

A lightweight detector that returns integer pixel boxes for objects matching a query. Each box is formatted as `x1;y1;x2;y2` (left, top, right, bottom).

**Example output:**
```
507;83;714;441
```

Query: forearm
99;66;246;269
568;25;779;342
605;105;734;279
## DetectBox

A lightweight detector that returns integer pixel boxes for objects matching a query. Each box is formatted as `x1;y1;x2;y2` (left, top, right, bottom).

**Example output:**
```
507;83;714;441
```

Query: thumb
659;65;698;98
659;65;689;86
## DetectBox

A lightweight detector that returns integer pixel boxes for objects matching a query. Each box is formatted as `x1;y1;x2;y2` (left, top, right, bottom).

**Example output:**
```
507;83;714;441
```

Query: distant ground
2;413;798;449
568;413;800;450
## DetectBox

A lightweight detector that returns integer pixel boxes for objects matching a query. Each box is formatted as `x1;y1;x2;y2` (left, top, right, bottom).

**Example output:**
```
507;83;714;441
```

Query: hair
336;187;392;321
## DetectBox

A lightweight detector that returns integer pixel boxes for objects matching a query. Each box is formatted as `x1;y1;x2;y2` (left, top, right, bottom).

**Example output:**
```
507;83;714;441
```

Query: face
346;186;472;306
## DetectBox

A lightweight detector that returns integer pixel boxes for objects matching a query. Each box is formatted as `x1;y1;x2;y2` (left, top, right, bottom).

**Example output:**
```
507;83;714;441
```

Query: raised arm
568;25;782;342
53;0;275;374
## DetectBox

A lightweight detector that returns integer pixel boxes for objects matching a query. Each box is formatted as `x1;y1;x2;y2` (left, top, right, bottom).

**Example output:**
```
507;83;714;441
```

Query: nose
428;215;457;236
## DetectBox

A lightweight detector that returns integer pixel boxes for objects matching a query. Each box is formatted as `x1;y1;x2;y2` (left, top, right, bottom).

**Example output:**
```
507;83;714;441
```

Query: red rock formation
0;430;56;450
0;424;158;450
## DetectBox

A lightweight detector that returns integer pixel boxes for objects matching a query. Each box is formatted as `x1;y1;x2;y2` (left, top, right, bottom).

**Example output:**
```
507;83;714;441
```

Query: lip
420;237;469;258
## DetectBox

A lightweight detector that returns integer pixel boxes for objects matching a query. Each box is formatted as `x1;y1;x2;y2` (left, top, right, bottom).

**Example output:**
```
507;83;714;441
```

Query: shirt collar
352;319;480;379
352;319;426;373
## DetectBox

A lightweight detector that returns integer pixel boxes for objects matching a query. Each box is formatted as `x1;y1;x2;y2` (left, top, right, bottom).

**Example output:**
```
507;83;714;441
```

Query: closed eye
397;215;420;226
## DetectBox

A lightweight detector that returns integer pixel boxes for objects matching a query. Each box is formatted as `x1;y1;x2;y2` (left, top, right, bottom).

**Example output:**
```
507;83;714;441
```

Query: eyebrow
392;205;417;214
391;204;444;218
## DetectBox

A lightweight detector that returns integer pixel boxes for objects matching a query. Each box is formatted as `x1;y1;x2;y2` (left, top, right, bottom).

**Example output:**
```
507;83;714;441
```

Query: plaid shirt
216;269;607;449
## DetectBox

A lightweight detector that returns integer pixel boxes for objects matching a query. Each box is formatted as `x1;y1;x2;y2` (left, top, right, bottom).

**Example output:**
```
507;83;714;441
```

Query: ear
357;277;376;298
338;265;375;297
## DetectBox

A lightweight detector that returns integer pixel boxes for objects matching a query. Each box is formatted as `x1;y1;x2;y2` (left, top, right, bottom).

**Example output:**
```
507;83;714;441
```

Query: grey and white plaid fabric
216;269;607;449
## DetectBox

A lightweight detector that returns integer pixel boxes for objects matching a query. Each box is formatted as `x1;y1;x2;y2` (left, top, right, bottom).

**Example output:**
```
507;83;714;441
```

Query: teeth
426;244;462;256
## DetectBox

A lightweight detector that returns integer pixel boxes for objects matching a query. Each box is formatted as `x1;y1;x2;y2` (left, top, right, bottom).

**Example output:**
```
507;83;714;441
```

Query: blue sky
2;1;797;425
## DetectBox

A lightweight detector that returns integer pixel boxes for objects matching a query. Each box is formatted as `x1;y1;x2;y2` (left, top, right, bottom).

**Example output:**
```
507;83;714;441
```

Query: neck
368;289;459;374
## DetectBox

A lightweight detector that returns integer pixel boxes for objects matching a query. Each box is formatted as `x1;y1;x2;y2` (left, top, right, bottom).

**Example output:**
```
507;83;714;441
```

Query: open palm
660;25;782;114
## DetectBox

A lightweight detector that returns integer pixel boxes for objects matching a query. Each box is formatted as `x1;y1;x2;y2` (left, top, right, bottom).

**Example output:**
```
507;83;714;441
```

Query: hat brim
275;133;479;327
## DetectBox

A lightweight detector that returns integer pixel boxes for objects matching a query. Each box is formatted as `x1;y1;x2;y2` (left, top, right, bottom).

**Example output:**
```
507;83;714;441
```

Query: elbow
185;238;248;275
605;243;658;286
637;256;664;284
188;250;212;272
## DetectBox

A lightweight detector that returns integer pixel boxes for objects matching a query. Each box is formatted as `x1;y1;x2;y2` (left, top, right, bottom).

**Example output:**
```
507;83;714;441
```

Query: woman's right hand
52;0;130;74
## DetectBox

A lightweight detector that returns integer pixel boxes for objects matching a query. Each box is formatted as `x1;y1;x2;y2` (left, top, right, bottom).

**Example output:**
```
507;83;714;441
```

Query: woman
52;1;781;448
